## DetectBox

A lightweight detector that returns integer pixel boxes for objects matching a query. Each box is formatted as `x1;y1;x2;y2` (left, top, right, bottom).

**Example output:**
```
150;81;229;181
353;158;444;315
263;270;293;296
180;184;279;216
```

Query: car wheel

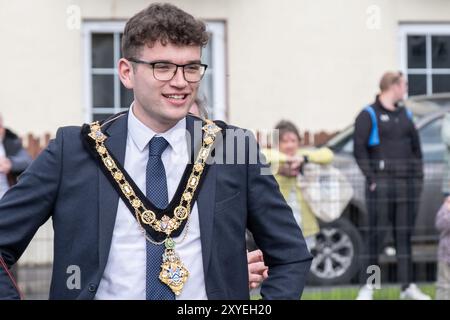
308;217;363;285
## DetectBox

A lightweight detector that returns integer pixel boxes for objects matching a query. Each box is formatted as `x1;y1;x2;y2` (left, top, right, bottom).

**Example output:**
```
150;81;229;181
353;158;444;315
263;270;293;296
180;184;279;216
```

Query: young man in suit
354;71;429;300
0;3;311;299
0;114;32;199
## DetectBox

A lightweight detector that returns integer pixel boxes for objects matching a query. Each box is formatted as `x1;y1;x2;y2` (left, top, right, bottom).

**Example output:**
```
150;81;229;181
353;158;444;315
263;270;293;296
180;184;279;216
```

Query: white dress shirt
96;105;207;299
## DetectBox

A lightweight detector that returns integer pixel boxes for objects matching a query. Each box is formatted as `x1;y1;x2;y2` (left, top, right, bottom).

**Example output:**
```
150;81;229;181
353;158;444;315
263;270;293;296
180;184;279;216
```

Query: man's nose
170;66;188;87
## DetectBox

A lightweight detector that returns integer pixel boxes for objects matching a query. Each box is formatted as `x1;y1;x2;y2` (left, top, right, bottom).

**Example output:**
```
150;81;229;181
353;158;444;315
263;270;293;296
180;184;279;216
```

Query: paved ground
17;265;51;300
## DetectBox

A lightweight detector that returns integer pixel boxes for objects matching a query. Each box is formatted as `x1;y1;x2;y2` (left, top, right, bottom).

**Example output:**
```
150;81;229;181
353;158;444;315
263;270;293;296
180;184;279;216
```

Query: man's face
121;42;202;130
393;76;408;101
189;102;200;117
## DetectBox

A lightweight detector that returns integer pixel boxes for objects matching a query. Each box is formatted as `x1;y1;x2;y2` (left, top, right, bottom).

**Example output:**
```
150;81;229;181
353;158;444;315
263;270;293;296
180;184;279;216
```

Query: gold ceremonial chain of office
88;119;221;295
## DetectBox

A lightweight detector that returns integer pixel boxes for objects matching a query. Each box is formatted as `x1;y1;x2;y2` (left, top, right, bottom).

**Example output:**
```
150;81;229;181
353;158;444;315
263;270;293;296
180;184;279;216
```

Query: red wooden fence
23;130;338;159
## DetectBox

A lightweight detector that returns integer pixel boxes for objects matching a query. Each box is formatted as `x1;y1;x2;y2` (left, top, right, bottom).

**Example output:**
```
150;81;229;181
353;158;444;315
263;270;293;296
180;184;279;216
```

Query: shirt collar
127;103;187;155
375;94;402;113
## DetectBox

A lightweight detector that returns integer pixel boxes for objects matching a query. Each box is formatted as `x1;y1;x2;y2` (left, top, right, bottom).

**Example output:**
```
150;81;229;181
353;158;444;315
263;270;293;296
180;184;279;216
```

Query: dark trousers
360;177;422;287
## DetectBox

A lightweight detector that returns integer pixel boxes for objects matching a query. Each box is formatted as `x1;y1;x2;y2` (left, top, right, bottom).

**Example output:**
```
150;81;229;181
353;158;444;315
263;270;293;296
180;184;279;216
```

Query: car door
415;115;445;242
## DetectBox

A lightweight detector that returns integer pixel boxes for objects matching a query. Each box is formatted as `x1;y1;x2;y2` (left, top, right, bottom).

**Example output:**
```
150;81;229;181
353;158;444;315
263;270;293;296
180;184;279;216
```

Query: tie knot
148;136;169;156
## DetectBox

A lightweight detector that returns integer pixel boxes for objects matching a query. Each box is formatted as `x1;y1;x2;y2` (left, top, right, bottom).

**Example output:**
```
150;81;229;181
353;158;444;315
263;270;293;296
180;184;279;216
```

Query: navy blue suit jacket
0;114;312;299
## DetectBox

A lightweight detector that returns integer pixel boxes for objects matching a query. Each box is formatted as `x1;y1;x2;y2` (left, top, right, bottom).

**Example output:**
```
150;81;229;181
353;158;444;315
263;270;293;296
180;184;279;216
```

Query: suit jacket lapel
197;165;216;279
186;115;217;278
97;113;128;273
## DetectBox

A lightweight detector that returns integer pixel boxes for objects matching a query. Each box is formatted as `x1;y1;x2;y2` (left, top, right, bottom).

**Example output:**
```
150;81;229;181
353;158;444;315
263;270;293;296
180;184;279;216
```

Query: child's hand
278;155;303;177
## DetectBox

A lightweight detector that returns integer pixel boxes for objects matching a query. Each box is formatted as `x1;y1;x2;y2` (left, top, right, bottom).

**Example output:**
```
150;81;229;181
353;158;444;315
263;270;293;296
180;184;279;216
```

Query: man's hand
247;249;269;289
0;157;12;174
369;182;377;192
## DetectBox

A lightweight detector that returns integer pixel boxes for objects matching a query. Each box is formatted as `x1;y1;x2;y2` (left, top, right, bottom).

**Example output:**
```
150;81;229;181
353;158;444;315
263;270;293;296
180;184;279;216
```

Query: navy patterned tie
145;136;174;300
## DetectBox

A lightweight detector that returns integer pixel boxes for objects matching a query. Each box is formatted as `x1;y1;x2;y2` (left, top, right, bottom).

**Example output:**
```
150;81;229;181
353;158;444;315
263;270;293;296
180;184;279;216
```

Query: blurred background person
435;196;450;300
354;71;428;300
0;113;32;199
262;120;334;250
437;109;450;300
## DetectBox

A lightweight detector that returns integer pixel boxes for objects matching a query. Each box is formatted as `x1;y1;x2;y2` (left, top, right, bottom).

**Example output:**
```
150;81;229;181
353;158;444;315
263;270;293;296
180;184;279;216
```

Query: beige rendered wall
1;0;450;137
0;0;83;137
0;0;231;138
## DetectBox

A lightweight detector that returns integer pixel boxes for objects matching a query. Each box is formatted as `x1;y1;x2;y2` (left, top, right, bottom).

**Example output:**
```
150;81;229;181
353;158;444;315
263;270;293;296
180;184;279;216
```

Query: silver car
309;93;450;285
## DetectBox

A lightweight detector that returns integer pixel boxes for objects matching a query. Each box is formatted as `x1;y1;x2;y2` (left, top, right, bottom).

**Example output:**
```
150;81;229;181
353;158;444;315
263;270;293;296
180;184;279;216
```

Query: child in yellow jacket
262;120;334;250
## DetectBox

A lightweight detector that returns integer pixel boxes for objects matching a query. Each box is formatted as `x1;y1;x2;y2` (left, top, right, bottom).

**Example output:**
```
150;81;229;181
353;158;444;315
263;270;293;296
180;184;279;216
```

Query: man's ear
118;58;134;89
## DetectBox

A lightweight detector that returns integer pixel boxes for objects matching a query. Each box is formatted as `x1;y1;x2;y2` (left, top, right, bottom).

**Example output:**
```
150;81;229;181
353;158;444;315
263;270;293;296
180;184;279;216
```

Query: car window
330;117;445;161
419;117;445;162
341;135;354;154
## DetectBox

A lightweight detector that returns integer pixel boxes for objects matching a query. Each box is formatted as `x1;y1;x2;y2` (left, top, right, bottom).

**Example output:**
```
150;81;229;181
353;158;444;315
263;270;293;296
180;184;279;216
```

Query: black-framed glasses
127;58;208;83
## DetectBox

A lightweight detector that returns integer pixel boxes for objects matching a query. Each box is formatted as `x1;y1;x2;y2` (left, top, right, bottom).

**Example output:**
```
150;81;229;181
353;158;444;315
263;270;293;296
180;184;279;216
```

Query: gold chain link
89;119;220;244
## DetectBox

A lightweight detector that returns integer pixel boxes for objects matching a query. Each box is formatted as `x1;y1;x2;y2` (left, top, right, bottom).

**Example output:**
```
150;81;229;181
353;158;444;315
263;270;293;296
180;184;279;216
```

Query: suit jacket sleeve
0;128;63;299
410;120;423;179
246;132;313;300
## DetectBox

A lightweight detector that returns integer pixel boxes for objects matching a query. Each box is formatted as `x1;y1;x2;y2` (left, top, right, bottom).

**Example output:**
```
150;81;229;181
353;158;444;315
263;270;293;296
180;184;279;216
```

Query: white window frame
399;24;450;96
82;20;227;122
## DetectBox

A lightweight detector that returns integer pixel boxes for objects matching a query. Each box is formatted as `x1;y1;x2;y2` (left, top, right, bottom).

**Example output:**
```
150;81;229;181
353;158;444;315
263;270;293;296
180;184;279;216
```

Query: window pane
408;74;427;96
419;118;444;162
120;33;124;58
92;33;114;68
120;82;134;108
93;113;114;122
432;36;450;69
92;75;114;107
432;74;450;93
407;36;426;69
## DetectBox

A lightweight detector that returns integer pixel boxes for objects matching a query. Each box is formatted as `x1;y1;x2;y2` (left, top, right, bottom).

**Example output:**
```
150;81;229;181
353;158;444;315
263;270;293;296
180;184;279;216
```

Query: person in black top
0;114;32;199
354;71;430;300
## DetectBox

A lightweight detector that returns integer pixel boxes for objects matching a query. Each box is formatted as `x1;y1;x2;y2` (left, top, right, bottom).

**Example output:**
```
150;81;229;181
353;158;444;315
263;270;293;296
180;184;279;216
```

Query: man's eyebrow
152;59;202;64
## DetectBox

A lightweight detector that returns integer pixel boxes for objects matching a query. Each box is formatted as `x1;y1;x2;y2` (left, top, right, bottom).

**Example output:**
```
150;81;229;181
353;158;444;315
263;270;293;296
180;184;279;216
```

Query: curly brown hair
122;3;210;59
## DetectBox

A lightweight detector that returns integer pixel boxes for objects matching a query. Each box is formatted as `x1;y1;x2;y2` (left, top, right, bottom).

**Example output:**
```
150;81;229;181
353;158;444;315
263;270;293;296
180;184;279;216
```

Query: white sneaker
356;285;374;300
400;283;431;300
